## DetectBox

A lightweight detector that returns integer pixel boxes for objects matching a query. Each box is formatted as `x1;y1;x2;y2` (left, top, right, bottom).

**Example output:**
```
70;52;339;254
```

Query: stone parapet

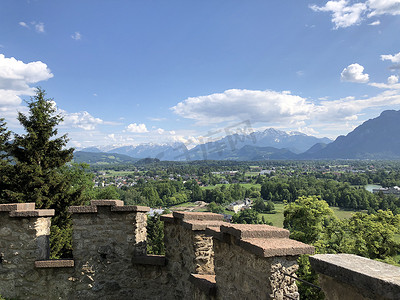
209;223;314;300
69;199;150;214
310;254;400;300
164;211;225;299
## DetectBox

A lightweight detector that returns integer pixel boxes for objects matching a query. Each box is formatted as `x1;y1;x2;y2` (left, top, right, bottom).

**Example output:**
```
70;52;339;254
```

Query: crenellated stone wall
1;200;319;300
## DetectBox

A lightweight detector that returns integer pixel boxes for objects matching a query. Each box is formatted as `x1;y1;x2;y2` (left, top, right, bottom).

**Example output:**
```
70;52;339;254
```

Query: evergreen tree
146;213;165;255
0;117;10;163
0;118;11;202
2;88;89;258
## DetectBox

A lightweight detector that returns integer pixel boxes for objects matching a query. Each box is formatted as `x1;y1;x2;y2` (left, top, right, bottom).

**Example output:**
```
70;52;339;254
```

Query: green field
260;203;361;228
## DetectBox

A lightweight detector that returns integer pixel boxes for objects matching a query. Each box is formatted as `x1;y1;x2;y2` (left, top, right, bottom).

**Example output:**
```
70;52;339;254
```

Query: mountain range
74;110;400;162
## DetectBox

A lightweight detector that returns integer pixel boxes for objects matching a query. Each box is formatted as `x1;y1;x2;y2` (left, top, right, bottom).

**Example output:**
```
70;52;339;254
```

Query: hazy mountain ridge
301;110;400;159
76;111;400;162
73;151;139;164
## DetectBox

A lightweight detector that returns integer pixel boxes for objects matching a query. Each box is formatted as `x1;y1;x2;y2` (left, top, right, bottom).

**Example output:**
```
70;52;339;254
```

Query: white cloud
367;0;400;17
126;123;148;133
157;128;165;134
18;21;45;33
19;21;29;28
368;20;381;25
172;89;313;125
311;0;400;28
369;82;400;89
71;32;82;40
310;0;367;29
0;54;53;113
34;22;45;33
61;110;104;131
341;63;369;83
388;75;399;84
381;51;400;63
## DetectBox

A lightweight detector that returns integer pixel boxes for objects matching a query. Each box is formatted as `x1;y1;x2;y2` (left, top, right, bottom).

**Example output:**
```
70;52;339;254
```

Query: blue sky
1;0;400;149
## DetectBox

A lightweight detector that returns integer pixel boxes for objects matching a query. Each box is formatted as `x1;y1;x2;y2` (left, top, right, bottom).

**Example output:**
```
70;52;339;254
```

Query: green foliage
253;197;275;213
284;196;333;244
232;208;272;225
0;118;12;202
317;210;400;260
0;117;10;163
95;185;120;200
207;201;224;214
295;255;325;300
146;213;165;255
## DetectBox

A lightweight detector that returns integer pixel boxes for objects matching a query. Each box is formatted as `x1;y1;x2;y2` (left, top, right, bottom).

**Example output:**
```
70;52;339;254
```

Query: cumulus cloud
310;0;367;28
157;128;165;134
126;123;148;133
0;54;53;110
388;75;399;84
71;32;82;40
311;0;400;28
61;111;104;131
341;63;369;83
172;89;313;125
367;0;400;17
381;51;400;63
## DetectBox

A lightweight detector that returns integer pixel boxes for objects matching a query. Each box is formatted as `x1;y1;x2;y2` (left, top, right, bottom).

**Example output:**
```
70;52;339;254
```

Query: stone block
34;260;75;268
310;254;400;300
173;211;224;221
220;223;290;239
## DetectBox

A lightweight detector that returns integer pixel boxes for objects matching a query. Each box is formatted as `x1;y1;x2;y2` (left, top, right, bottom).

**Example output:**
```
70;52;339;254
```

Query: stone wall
162;211;224;299
207;224;314;300
0;203;73;299
13;201;399;300
69;200;169;300
310;254;400;300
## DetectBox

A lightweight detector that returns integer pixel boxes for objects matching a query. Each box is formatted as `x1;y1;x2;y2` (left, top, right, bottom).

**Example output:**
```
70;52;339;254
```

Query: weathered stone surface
71;204;170;299
0;212;73;299
132;255;166;266
160;213;174;223
182;220;225;231
35;260;74;268
173;211;224;221
239;237;314;258
310;254;400;300
220;224;290;239
0;203;36;212
9;209;55;218
90;199;124;207
190;274;217;296
214;238;300;300
7;204;393;300
111;205;150;212
68;205;98;213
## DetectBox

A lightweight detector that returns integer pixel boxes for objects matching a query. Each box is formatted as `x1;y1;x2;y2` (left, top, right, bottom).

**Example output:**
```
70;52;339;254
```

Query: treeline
260;176;400;214
97;180;260;207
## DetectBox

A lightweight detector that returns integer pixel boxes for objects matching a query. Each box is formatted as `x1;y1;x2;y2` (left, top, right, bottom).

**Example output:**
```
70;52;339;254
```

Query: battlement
1;201;398;299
